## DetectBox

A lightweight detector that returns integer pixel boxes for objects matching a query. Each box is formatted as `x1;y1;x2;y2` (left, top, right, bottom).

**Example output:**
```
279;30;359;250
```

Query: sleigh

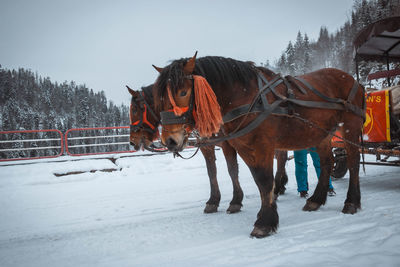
332;16;400;178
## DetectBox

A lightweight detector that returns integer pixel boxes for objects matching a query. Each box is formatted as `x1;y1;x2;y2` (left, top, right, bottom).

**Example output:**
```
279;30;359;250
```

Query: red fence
0;129;64;162
0;127;136;161
0;126;189;162
65;126;135;156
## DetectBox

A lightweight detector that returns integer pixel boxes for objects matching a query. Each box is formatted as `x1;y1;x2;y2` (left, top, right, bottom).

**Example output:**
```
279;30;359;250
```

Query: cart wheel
332;148;348;179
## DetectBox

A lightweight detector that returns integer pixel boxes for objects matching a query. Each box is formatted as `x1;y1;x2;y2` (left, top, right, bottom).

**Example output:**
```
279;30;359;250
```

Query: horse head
127;85;159;151
153;52;223;152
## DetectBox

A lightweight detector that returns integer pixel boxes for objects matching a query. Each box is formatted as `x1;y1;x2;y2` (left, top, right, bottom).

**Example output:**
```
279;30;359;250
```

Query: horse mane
256;66;277;78
154;56;260;111
141;84;154;104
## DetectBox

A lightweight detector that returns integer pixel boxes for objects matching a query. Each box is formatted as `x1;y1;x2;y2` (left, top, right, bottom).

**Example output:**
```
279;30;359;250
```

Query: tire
332;148;348;179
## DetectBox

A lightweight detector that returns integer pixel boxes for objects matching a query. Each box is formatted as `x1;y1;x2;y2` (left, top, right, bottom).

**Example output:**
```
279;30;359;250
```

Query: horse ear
183;51;198;74
126;85;136;96
152;65;164;73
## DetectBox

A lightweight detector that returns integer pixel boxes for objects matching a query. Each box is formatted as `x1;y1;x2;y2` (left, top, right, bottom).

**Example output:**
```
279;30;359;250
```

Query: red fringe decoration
193;75;223;137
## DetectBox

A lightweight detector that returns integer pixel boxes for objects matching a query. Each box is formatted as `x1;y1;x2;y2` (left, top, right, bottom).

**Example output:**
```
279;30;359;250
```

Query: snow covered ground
0;150;399;267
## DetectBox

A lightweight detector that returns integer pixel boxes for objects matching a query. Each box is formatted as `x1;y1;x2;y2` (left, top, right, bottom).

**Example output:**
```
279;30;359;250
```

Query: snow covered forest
0;67;130;157
0;67;129;132
270;0;400;83
0;0;399;157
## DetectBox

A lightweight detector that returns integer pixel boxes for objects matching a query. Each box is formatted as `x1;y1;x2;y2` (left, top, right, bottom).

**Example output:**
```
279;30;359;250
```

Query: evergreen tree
0;65;130;157
303;34;312;74
285;41;296;75
273;0;400;80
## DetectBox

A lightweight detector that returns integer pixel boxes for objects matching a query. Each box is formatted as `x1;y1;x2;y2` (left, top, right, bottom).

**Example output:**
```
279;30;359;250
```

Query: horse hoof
204;204;218;213
226;204;242;214
302;200;321;211
250;226;274;238
342;203;359;214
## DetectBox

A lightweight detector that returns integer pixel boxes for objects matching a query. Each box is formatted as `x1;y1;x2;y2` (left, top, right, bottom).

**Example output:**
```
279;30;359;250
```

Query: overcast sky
0;0;354;106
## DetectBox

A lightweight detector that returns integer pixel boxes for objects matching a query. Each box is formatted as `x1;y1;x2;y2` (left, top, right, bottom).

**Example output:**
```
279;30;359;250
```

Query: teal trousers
294;148;334;192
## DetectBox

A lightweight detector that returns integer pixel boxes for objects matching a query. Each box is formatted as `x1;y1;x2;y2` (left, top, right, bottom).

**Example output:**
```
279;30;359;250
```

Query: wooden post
355;55;360;83
386;54;391;87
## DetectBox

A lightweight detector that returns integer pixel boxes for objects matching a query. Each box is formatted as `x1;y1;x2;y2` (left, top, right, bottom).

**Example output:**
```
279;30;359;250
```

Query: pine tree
285;41;296;75
303;34;312;74
271;0;399;80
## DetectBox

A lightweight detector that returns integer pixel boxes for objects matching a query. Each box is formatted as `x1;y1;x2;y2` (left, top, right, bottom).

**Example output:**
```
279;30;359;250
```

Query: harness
160;71;365;147
130;89;159;135
159;75;196;127
223;72;365;123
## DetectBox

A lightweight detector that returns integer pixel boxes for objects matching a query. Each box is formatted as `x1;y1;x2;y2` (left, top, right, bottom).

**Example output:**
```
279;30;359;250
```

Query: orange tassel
166;76;223;137
193;75;223;137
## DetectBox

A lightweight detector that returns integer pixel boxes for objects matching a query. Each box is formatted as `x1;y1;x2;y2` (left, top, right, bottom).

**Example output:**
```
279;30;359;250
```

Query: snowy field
0;149;399;267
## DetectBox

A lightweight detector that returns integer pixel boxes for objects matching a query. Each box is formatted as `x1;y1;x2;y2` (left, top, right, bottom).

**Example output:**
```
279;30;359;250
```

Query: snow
0;150;399;266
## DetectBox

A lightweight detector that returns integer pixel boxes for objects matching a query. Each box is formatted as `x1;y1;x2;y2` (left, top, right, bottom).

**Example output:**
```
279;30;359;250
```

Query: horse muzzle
164;133;187;152
160;110;193;152
131;142;143;151
130;137;148;151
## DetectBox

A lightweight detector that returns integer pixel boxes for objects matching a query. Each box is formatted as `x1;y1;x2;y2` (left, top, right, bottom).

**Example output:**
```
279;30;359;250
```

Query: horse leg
274;150;288;198
200;146;221;213
342;124;362;214
303;138;333;211
221;141;243;213
238;149;278;238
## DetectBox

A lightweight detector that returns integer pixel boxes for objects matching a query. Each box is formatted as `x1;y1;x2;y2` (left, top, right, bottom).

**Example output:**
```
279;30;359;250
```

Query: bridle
159;75;196;130
130;89;159;135
158;75;201;159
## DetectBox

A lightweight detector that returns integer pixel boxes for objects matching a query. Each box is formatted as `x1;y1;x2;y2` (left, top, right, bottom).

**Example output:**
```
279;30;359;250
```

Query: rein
173;146;201;159
142;144;168;153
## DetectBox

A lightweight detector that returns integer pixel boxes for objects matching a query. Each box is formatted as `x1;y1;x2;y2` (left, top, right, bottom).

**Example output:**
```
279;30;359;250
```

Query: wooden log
368;69;400;80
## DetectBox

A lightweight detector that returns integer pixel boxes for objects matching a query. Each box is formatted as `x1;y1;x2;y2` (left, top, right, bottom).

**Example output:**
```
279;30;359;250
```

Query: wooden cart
332;16;400;178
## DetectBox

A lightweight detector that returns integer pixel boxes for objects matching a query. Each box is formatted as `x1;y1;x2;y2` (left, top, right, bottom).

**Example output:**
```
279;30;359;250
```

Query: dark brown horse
127;84;289;212
127;84;243;213
152;53;365;238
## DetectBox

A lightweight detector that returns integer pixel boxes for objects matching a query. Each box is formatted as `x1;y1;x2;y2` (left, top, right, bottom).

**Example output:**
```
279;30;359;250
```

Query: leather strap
223;100;288;123
160;110;193;125
140;89;159;121
294;77;344;103
347;79;360;103
198;99;284;146
223;74;284;123
291;77;365;119
198;72;365;146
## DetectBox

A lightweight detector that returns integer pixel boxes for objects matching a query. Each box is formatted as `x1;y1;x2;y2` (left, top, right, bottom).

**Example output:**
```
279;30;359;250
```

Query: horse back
299;68;361;102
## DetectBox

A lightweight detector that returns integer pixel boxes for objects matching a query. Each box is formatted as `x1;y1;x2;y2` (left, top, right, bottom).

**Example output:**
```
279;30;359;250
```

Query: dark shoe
328;188;336;197
300;191;308;198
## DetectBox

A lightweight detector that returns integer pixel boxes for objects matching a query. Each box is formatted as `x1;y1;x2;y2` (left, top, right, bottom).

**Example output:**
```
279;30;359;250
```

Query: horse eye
180;91;187;97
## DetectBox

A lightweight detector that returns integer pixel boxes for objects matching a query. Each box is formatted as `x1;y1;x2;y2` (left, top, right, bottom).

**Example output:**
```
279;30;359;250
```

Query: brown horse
127;84;289;212
127;84;243;213
152;53;365;238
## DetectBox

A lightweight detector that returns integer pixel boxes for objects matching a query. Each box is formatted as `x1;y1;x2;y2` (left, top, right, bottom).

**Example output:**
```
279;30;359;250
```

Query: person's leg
309;148;334;190
294;149;308;192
